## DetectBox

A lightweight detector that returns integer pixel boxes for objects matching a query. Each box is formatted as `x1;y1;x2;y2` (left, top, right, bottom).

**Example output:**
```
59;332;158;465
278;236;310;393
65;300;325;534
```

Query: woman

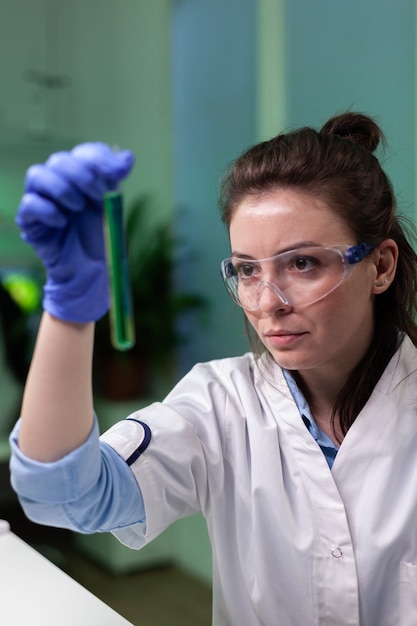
10;113;417;625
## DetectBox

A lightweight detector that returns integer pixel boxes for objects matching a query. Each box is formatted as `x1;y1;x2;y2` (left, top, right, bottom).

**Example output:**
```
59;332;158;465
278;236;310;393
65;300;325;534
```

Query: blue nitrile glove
16;143;135;322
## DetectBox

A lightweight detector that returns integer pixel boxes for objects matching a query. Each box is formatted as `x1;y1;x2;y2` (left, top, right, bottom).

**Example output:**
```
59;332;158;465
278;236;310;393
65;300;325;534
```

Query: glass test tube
103;191;135;350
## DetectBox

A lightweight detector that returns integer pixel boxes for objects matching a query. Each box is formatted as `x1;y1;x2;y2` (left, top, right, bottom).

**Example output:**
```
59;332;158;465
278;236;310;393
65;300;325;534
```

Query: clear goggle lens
221;243;375;310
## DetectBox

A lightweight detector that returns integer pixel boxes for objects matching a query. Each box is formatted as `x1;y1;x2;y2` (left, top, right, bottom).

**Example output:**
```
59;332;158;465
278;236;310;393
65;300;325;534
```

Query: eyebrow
231;241;321;259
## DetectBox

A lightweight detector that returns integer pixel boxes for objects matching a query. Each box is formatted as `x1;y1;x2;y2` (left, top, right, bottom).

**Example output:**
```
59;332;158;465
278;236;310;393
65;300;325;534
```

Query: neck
294;367;347;444
297;366;344;406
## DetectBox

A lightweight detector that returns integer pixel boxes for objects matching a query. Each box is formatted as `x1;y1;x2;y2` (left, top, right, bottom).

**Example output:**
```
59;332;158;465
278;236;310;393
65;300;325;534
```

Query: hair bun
320;112;383;153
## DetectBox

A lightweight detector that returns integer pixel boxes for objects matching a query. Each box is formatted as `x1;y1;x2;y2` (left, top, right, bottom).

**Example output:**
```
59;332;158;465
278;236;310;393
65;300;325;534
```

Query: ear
372;239;399;294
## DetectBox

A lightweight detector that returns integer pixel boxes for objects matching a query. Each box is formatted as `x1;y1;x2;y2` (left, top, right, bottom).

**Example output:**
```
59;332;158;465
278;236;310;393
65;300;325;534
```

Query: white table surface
0;520;133;625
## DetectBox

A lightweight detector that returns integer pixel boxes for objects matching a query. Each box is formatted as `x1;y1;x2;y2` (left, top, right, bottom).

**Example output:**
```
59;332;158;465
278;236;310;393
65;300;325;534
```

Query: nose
257;281;290;313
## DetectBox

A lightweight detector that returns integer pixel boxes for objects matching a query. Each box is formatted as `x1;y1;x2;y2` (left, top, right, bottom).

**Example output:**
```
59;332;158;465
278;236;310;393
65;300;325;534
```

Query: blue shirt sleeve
9;417;146;534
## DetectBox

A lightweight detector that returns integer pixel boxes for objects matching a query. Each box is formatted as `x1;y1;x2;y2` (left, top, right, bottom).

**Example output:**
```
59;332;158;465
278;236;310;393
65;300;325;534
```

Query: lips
264;330;307;346
265;330;304;337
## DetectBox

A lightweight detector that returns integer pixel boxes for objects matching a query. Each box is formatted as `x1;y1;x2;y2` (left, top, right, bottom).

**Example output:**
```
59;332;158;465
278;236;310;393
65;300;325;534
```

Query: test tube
103;190;135;351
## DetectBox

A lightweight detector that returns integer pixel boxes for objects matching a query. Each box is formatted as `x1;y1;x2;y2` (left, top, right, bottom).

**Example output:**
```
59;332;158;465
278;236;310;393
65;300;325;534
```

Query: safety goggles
220;242;375;310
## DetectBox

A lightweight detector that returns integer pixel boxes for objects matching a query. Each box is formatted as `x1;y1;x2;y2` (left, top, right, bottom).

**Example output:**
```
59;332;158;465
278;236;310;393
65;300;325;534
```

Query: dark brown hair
219;112;417;439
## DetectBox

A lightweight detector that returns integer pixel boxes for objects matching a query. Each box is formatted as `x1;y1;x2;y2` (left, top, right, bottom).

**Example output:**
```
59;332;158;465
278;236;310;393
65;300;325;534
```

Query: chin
269;351;314;371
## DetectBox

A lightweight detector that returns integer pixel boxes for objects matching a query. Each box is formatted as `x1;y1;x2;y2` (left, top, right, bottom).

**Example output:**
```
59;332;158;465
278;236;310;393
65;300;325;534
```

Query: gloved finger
45;151;107;202
71;142;135;185
24;164;88;212
76;204;106;261
16;192;69;231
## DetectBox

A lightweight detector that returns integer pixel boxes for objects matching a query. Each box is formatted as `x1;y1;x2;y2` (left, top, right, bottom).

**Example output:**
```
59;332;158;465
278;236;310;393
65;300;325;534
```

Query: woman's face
229;189;380;382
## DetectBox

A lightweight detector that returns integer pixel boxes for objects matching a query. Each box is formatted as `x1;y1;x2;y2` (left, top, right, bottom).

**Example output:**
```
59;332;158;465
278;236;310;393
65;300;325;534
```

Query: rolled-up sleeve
9;416;146;534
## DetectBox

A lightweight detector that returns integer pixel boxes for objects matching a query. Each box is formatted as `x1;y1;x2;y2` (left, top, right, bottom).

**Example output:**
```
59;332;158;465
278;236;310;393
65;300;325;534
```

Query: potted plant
94;195;207;401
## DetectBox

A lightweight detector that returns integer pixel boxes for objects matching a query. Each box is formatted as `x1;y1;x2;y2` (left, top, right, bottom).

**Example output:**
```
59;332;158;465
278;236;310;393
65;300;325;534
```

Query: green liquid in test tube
103;191;135;350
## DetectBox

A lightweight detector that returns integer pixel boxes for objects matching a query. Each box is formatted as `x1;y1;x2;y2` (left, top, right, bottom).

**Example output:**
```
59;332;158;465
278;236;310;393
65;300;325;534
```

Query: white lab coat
101;335;417;626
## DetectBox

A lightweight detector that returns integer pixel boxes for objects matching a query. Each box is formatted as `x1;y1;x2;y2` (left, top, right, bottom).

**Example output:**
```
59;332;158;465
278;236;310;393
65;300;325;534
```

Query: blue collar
282;369;339;468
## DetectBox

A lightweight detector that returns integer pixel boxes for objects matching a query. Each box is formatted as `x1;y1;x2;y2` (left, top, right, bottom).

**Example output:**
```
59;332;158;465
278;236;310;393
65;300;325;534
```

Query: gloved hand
16;143;135;323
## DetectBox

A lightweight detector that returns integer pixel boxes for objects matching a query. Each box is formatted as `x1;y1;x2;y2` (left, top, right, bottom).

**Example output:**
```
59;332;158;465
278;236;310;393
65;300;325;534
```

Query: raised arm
15;143;134;462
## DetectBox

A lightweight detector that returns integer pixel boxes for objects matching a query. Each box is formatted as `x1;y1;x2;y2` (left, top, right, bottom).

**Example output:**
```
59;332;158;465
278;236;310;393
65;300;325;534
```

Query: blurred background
0;0;415;623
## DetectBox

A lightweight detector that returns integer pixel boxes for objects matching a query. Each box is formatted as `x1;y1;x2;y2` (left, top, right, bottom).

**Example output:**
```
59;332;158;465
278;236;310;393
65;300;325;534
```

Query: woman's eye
291;256;317;271
236;263;256;278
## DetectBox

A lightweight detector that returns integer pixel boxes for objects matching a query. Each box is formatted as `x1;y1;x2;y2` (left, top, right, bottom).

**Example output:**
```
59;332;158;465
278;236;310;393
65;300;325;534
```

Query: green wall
0;0;173;263
285;0;416;220
171;0;257;377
